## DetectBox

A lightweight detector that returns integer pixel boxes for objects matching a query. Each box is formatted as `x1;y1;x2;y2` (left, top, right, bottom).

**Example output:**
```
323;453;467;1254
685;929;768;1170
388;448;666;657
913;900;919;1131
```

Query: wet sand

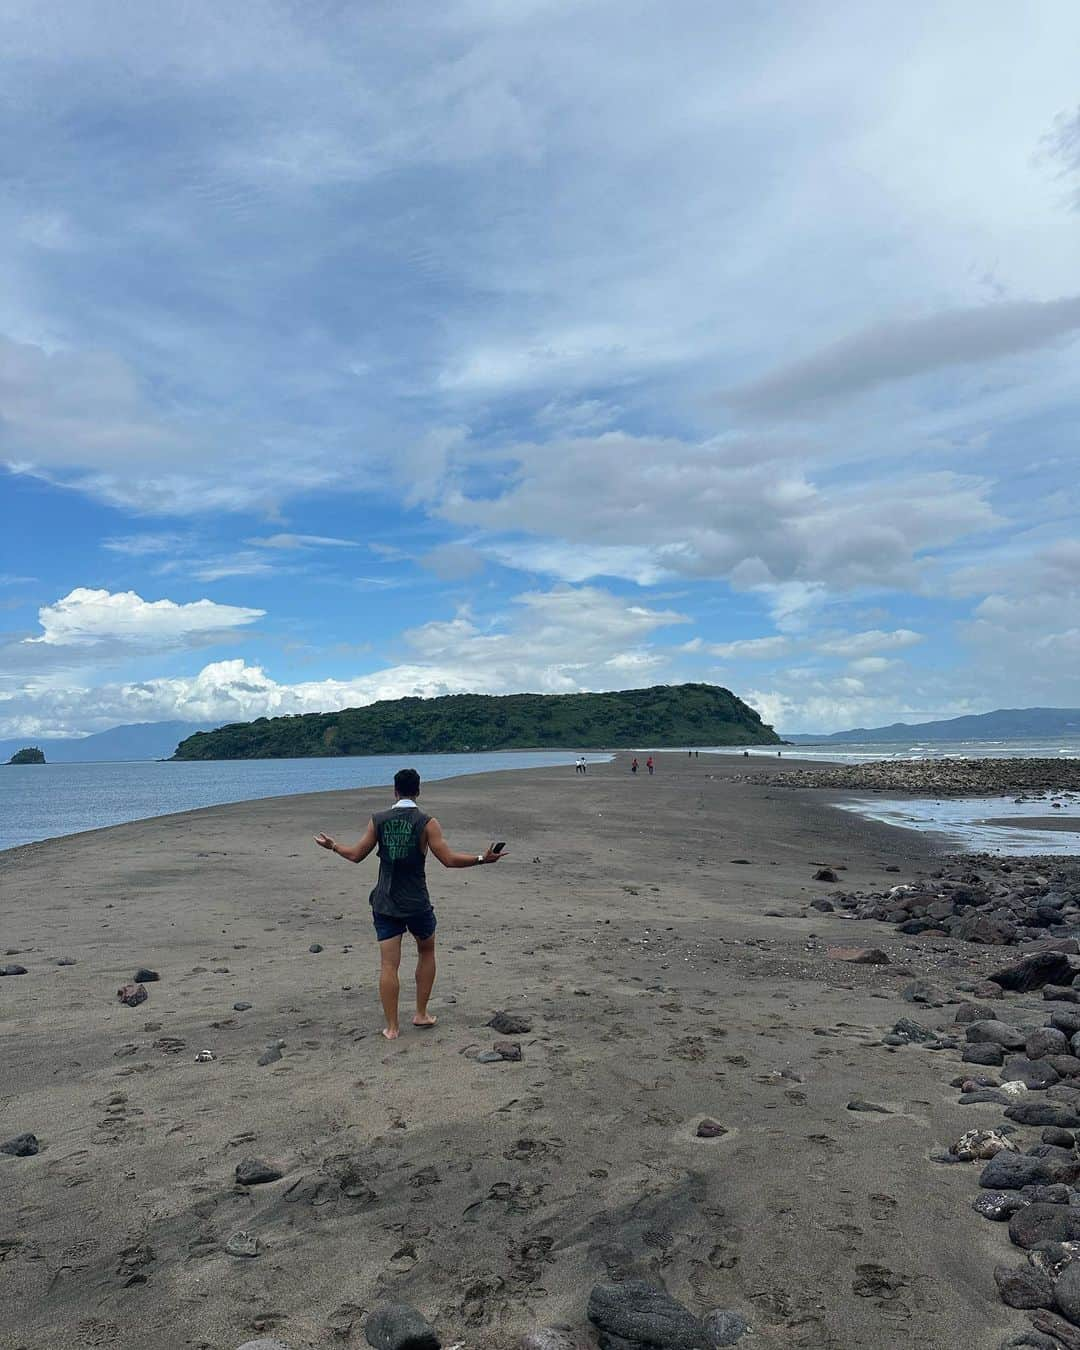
0;753;1025;1348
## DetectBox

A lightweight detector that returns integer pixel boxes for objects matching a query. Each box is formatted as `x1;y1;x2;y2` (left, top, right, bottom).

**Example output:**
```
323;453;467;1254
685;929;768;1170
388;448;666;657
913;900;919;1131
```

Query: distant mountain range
0;721;217;764
786;707;1080;744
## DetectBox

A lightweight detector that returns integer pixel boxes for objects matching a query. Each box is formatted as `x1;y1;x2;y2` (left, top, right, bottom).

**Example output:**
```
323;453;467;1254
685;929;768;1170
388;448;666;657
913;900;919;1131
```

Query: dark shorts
372;908;437;943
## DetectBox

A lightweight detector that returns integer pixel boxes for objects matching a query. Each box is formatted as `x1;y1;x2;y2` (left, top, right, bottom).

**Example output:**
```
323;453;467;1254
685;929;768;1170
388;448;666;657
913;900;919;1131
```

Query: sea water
0;752;611;853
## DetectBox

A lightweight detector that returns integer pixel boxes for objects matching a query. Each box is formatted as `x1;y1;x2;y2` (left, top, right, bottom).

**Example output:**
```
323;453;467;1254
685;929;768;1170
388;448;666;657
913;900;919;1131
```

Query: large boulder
1008;1204;1080;1249
1002;1058;1062;1091
991;952;1075;992
1029;1028;1072;1060
587;1282;708;1350
967;1020;1027;1051
994;1263;1054;1309
981;1152;1080;1190
1054;1260;1080;1328
1005;1102;1080;1129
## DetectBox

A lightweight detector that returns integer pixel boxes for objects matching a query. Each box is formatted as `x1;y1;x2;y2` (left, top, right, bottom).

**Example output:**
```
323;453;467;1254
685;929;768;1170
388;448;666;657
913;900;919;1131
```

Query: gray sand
0;754;1021;1348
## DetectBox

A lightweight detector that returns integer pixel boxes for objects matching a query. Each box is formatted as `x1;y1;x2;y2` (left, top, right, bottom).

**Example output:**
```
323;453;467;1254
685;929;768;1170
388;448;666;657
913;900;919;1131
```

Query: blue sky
1;0;1079;736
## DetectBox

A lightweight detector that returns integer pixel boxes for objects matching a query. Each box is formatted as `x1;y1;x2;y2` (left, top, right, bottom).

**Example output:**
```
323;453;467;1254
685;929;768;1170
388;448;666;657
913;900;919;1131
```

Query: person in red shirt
646;756;654;775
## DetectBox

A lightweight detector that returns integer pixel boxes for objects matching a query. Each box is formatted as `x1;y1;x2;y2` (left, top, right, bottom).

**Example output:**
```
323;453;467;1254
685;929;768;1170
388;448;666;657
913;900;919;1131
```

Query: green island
8;746;46;765
172;683;781;760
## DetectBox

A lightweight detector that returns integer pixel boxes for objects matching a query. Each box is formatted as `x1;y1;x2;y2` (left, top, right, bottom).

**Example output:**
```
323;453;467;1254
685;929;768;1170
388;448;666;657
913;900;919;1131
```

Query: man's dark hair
394;767;421;798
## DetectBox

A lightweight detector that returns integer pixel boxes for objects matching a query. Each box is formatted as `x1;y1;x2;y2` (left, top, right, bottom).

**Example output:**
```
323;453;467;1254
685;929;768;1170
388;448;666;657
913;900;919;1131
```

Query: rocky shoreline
851;944;1080;1349
741;758;1080;796
820;854;1080;949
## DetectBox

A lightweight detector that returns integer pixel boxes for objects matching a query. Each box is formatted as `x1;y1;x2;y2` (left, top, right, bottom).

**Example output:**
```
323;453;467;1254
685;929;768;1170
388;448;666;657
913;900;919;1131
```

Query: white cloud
816;628;924;658
102;532;186;556
705;636;792;660
247;533;361;550
23;588;264;648
0;584;691;736
726;297;1080;415
441;433;998;594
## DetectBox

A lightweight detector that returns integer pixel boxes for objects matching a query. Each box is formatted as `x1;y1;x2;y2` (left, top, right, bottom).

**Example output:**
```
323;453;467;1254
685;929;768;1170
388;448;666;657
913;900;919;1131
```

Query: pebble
257;1045;282;1066
476;1051;503;1063
0;964;28;976
364;1303;440;1350
488;1011;532;1035
813;867;838;882
225;1231;260;1258
0;1133;39;1157
234;1001;253;1011
826;946;890;964
134;967;160;982
116;983;148;1007
696;1119;728;1137
518;1329;581;1350
309;944;324;953
493;1041;522;1061
55;957;76;966
702;1309;749;1345
235;1158;283;1186
847;1099;892;1114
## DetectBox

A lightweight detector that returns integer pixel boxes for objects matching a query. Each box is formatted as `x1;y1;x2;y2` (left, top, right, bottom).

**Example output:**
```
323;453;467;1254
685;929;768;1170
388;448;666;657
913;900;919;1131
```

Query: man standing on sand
314;768;504;1040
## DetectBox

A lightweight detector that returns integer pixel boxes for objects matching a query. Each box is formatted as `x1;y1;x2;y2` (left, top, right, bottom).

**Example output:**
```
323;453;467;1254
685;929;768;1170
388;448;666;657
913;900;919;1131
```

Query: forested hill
171;683;781;759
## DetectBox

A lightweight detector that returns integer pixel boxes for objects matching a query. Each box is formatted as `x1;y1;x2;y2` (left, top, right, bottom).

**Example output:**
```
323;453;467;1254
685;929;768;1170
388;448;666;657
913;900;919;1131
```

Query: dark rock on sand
235;1158;283;1186
964;1043;1005;1066
1043;1128;1077;1149
961;1089;1011;1105
967;1020;1026;1051
236;1341;292;1350
56;957;76;966
1043;986;1080;1004
257;1045;282;1066
702;1308;750;1345
1053;1012;1080;1036
587;1281;707;1350
1008;1204;1080;1249
364;1303;441;1350
476;1051;503;1063
847;1099;892;1113
1029;1028;1072;1060
696;1119;728;1137
813;868;838;882
116;982;148;1007
225;1231;260;1258
992;952;1076;993
981;1152;1080;1189
1055;1260;1080;1329
891;1018;935;1044
488;1011;533;1035
1006;1103;1080;1129
234;1001;253;1011
494;1041;522;1061
902;979;950;1006
827;946;890;964
134;967;159;982
973;1190;1029;1221
309;943;324;954
994;1263;1054;1309
1003;1058;1061;1091
1000;1333;1058;1350
1;1133;39;1157
0;964;28;976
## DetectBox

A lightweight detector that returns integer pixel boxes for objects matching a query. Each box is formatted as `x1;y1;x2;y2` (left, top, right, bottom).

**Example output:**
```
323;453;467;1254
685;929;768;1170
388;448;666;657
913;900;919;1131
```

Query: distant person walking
315;768;504;1040
576;756;587;774
631;757;639;774
646;756;654;776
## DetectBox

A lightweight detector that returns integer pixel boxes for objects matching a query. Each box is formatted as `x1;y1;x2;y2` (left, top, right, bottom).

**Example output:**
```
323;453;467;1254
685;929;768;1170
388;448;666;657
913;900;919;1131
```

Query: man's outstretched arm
425;817;504;868
314;819;377;863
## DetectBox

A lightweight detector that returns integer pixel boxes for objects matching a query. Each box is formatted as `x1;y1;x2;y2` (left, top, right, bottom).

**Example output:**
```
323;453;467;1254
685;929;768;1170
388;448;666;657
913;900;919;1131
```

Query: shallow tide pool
835;792;1080;855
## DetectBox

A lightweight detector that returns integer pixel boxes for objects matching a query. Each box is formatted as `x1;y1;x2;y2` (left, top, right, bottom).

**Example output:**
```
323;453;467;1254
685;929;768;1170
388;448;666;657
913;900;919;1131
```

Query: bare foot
382;1027;400;1040
413;1013;437;1028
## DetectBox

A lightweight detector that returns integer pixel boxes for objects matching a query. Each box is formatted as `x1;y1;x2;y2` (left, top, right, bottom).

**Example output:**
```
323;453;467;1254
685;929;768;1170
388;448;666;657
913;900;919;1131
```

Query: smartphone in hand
492;841;506;853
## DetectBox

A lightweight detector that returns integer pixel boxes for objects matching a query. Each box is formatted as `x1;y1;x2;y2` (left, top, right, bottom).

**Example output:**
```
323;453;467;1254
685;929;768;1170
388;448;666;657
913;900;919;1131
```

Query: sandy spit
0;753;1025;1349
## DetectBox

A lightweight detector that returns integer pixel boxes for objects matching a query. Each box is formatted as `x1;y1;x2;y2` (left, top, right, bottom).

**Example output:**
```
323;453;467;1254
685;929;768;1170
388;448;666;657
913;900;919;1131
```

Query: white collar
393;798;417;808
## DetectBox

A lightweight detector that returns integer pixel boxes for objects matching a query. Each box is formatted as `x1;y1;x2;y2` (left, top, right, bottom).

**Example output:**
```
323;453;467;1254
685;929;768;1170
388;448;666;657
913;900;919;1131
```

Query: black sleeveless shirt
369;804;432;918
